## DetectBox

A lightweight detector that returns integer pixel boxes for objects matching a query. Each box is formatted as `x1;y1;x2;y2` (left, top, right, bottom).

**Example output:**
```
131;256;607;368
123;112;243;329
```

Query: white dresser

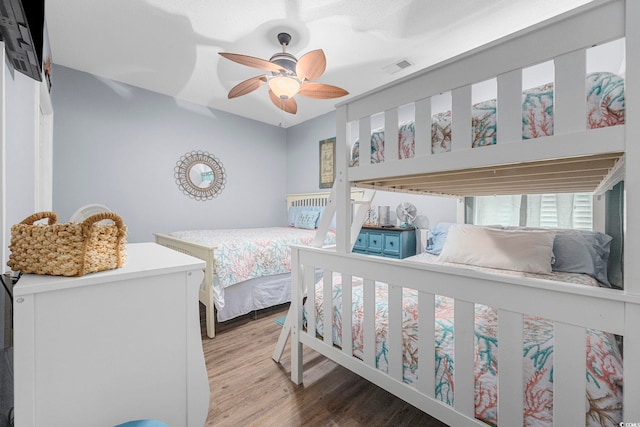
13;243;210;427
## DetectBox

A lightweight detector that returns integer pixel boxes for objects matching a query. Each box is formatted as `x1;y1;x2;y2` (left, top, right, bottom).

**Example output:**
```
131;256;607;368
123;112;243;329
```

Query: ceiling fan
219;32;349;114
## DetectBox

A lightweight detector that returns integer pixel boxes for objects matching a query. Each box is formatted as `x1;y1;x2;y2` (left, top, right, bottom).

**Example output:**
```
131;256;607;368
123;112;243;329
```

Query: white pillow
438;224;556;274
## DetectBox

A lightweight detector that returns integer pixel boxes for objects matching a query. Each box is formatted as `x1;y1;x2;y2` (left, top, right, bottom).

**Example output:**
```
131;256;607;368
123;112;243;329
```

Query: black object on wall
0;0;44;81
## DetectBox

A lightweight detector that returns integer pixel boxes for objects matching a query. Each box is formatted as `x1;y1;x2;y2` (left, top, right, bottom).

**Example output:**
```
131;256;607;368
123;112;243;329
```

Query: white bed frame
287;1;640;425
154;191;361;338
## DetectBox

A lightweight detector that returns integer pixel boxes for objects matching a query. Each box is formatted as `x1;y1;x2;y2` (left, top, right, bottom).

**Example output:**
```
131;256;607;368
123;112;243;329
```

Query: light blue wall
51;65;288;242
285;111;336;194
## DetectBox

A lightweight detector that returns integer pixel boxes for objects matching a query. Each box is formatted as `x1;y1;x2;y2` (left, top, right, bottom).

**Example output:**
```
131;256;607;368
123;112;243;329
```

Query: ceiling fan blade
228;75;267;98
295;49;326;81
219;52;284;73
269;89;298;114
298;83;349;99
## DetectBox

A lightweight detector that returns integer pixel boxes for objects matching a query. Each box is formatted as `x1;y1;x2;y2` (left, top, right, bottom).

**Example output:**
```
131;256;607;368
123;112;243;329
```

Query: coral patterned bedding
170;227;335;289
308;252;623;426
350;72;625;165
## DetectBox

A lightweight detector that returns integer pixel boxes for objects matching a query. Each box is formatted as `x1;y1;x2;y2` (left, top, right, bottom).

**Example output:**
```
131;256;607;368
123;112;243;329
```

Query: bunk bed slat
306;266;317;340
385;108;399;162
414;98;431;157
454;299;475;417
341;273;353;359
417;291;435;397
290;249;303;385
359;117;372;166
625;0;640;297
497;309;524;426
555;49;587;134
624;303;640;420
553;322;586;426
363;278;376;368
497;69;523;144
388;284;403;381
452;86;472;152
323;270;333;346
354;151;623;197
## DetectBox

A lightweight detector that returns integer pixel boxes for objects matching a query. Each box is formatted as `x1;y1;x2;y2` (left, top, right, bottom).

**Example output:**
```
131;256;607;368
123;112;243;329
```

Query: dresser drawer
383;233;401;256
367;232;383;252
354;232;367;251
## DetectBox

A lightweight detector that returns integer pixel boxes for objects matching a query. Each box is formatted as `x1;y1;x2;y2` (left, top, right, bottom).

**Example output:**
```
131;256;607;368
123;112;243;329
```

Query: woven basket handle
20;211;58;225
81;212;125;238
79;212;126;275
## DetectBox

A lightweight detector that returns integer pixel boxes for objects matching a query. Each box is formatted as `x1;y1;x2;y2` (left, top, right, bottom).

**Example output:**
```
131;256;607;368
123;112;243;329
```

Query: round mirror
175;151;226;200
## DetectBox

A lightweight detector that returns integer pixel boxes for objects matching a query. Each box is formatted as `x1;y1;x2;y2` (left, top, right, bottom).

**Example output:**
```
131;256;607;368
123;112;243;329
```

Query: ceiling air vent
383;58;414;74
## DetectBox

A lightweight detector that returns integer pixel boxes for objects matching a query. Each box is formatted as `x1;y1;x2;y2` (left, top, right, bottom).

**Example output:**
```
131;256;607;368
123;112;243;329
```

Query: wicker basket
7;211;127;277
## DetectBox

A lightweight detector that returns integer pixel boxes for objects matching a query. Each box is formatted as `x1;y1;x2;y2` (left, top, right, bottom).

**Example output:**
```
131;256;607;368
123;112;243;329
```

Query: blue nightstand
353;226;417;259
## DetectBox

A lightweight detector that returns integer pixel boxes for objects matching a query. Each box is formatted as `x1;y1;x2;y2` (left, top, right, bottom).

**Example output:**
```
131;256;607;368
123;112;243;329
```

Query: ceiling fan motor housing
269;52;297;74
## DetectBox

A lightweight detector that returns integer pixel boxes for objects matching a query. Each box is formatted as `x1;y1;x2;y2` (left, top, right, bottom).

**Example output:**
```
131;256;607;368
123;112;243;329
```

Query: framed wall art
319;137;335;189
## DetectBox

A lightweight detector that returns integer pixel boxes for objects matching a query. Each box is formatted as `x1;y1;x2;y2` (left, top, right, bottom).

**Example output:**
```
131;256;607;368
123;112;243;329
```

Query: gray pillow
551;229;612;287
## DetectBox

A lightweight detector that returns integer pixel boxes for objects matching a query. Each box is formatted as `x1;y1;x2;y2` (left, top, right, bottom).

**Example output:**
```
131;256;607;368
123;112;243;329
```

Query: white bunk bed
285;1;640;426
154;191;365;338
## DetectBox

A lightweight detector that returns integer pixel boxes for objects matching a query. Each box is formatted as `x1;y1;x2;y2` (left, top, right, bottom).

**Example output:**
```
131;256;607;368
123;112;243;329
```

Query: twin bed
154;192;362;338
282;1;640;426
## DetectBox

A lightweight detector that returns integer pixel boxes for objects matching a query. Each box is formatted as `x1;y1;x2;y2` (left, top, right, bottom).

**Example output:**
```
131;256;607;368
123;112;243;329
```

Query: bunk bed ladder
272;187;375;362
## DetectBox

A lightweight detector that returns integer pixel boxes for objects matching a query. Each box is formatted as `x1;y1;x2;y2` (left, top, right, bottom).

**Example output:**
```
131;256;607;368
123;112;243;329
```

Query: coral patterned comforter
308;253;623;426
170;227;335;289
350;72;625;165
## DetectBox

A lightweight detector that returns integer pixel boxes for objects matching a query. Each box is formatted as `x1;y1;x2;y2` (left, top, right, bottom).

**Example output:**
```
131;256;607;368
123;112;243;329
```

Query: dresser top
13;242;205;297
362;225;416;231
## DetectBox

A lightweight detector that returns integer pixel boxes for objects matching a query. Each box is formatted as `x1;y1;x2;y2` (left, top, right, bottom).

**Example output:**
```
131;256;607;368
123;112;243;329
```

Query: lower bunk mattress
306;253;623;426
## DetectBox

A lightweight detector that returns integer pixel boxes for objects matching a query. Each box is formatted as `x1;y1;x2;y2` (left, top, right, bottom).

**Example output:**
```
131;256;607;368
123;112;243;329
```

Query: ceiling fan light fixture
219;32;347;114
269;76;300;99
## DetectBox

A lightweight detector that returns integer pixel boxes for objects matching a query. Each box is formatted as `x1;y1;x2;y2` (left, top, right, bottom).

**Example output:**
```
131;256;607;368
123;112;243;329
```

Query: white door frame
36;76;53;212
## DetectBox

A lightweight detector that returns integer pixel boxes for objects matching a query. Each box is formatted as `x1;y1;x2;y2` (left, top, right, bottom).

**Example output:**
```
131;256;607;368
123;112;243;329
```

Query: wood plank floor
201;305;449;427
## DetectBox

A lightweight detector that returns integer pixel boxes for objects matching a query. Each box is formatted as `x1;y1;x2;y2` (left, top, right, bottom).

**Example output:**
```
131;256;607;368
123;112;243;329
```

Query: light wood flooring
201;304;448;427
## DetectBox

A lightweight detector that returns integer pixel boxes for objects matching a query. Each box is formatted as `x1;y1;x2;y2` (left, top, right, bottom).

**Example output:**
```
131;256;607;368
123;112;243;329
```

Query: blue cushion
287;206;305;226
114;420;169;427
294;209;321;229
425;222;456;255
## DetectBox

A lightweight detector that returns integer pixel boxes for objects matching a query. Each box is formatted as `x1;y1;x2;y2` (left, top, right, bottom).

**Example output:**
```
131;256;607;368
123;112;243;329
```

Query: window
469;193;593;230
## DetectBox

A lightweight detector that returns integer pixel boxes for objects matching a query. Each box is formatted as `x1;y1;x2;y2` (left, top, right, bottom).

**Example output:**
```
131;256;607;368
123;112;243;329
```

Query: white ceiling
45;0;594;128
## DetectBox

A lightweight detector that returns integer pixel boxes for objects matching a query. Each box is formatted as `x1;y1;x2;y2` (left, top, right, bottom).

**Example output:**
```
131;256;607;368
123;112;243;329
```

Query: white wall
51;65;288;242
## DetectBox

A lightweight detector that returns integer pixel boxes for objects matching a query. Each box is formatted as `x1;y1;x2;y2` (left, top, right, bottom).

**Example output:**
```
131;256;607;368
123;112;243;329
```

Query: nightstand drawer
367;232;383;252
383;234;400;256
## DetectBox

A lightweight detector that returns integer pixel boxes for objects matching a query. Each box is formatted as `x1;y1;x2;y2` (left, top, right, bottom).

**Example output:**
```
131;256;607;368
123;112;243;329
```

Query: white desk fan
70;204;112;222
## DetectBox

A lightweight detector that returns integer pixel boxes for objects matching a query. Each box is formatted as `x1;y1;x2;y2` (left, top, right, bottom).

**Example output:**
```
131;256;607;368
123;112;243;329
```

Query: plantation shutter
470;193;592;230
571;193;593;230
